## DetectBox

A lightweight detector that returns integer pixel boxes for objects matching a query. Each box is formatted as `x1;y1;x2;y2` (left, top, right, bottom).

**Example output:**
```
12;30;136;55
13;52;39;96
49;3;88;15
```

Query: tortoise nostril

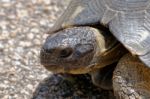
43;45;54;54
44;49;53;53
59;48;73;58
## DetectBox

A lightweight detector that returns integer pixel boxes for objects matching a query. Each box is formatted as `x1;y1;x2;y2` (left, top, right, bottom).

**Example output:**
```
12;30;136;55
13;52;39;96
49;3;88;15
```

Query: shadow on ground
32;74;116;99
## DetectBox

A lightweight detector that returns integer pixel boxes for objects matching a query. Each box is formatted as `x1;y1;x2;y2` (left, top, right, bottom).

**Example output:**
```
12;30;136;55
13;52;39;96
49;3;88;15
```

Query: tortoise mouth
40;53;93;74
43;64;92;74
43;64;65;73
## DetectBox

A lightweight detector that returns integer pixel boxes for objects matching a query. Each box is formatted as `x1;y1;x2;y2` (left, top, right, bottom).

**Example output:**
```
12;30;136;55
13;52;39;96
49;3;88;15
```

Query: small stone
8;14;16;20
4;80;9;84
2;95;9;99
9;77;17;82
0;61;4;66
16;47;24;53
30;28;39;33
43;0;51;5
27;84;34;90
21;89;30;95
10;32;17;38
17;9;28;18
0;44;4;49
27;33;34;40
33;39;41;45
31;0;37;4
40;19;49;26
12;61;21;66
0;83;8;89
19;41;32;47
1;0;11;3
40;74;48;79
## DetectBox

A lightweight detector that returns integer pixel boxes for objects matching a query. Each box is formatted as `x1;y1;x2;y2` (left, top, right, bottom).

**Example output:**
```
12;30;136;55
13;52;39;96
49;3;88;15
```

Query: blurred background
0;0;70;98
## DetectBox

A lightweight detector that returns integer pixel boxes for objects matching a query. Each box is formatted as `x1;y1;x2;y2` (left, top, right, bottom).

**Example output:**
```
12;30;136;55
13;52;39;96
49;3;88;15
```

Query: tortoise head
40;27;106;74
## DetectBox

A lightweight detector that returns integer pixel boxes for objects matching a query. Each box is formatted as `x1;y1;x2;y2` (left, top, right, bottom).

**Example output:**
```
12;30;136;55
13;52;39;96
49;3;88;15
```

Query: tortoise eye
59;48;73;58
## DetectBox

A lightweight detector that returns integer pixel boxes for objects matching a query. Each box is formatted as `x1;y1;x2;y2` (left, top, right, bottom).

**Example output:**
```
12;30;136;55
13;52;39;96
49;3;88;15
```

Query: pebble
27;33;34;40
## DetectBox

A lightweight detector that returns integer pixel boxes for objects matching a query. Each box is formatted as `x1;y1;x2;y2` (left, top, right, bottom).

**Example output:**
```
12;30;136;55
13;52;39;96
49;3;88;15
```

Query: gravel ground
0;0;115;99
0;0;69;99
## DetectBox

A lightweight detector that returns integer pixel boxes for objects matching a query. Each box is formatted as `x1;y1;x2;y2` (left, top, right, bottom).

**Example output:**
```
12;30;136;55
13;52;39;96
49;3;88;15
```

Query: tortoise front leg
113;53;150;99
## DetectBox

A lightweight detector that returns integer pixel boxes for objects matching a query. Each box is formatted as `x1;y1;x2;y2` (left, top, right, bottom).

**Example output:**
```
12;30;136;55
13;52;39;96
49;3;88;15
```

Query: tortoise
40;0;150;98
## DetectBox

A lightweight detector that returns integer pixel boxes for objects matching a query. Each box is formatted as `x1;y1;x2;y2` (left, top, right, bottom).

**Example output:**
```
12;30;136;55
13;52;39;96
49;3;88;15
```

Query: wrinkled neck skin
87;32;127;74
86;30;108;71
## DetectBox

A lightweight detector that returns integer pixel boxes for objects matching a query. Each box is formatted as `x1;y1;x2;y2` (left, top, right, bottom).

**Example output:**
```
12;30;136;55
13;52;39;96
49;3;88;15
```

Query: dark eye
59;48;73;58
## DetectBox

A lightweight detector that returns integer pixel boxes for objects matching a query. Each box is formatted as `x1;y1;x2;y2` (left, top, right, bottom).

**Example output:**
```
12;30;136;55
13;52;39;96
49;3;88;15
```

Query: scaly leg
113;53;150;99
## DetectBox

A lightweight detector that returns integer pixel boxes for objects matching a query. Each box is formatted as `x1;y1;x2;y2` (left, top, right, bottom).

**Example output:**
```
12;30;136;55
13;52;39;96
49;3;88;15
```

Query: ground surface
0;0;69;98
0;0;115;99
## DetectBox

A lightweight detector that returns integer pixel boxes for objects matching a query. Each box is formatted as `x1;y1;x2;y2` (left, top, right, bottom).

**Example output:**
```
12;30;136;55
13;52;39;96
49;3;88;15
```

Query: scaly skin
113;53;150;99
